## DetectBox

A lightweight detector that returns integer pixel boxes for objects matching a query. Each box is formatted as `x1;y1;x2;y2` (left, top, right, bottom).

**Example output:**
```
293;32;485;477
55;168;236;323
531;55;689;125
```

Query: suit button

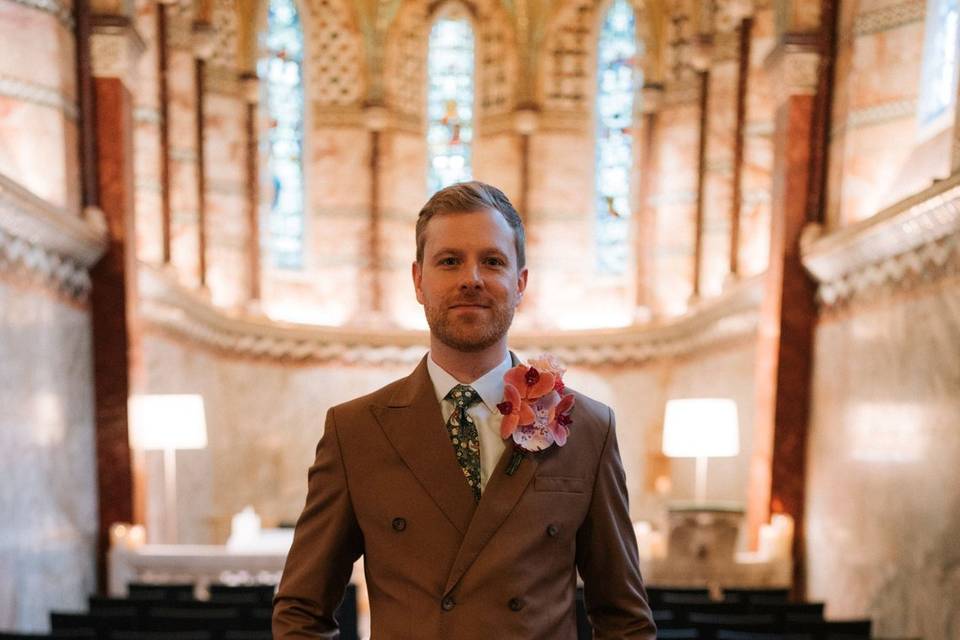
508;597;524;611
546;524;559;537
392;517;406;532
441;596;456;611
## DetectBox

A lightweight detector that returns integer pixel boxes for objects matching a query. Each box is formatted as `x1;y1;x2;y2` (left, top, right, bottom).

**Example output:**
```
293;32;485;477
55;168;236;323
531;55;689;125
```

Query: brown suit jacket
273;355;656;639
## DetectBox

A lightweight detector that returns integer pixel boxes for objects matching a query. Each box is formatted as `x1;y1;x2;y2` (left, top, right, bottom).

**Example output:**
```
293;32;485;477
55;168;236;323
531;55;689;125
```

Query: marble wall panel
652;103;699;316
167;47;200;286
701;61;738;297
0;282;98;632
131;0;163;265
806;281;960;639
826;3;955;226
0;3;79;210
739;7;775;279
205;91;248;309
472;131;521;205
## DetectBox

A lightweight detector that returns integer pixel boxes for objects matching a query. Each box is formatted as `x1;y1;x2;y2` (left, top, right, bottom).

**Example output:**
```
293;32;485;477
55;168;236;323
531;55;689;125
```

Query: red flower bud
525;367;540;386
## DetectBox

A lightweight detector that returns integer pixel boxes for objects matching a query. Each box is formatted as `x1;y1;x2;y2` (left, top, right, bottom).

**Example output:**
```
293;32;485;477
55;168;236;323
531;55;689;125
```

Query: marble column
166;5;200;287
241;73;261;305
88;9;143;586
360;105;388;319
748;36;821;595
635;84;663;318
728;16;753;281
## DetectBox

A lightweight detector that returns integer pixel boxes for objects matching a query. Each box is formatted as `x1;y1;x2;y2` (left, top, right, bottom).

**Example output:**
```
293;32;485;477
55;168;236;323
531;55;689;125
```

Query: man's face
413;208;527;353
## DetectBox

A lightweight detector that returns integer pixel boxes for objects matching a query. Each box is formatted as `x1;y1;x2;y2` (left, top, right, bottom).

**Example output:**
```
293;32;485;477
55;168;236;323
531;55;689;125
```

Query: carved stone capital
765;38;820;98
90;16;146;92
641;83;665;113
513;107;540;135
239;72;260;105
191;21;217;60
363;104;390;131
716;0;755;31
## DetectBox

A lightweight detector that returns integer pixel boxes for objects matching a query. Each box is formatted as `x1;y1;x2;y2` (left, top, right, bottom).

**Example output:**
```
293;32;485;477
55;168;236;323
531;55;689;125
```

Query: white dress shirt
426;351;513;493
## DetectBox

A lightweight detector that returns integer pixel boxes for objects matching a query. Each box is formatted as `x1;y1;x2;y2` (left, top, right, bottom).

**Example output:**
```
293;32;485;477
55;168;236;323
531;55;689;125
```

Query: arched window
427;4;475;194
918;0;959;128
259;0;305;269
594;0;638;275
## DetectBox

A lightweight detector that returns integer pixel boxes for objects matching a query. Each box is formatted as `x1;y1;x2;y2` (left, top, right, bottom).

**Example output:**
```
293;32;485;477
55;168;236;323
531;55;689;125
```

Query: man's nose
458;262;483;288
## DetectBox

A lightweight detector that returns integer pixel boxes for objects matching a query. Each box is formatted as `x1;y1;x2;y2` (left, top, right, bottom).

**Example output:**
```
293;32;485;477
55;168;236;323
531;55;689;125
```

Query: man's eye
485;257;505;266
439;257;458;266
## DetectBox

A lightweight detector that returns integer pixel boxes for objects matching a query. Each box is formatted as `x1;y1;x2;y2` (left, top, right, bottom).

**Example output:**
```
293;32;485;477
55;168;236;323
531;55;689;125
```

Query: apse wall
135;268;762;544
803;176;960;638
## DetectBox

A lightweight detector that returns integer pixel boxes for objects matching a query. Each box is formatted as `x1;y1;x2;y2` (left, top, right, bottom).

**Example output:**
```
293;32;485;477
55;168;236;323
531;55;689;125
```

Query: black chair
207;585;275;606
648;587;711;606
657;629;701;639
2;633;96;640
142;606;247;634
109;633;211;640
688;612;780;640
51;612;139;636
723;589;791;604
753;603;824;624
127;584;195;603
717;631;813;640
790;619;871;640
575;588;591;640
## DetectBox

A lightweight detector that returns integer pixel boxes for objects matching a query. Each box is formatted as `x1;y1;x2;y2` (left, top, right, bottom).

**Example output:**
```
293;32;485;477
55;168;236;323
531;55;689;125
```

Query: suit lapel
444;438;539;594
371;356;477;536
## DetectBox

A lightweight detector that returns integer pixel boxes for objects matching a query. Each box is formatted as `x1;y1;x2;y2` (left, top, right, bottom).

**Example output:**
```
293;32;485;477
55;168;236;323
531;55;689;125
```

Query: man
273;182;656;639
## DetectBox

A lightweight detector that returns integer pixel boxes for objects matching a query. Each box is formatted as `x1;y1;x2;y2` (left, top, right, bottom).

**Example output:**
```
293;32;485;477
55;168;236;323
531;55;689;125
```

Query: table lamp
128;394;208;543
662;398;739;504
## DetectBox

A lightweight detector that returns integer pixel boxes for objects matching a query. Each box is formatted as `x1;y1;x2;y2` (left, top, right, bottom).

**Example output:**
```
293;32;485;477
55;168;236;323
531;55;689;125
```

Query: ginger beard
423;290;518;353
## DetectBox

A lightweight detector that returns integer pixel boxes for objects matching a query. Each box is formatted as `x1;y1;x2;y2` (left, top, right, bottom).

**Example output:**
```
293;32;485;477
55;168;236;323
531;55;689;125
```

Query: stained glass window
259;0;305;269
427;6;475;194
594;0;638;275
919;0;959;127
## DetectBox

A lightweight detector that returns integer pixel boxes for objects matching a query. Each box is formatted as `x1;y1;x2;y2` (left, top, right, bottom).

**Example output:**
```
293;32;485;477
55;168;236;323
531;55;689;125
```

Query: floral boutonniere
497;354;575;476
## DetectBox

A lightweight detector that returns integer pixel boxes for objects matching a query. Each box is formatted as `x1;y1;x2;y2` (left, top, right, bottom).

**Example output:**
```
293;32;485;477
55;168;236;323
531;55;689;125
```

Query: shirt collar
426;351;513;414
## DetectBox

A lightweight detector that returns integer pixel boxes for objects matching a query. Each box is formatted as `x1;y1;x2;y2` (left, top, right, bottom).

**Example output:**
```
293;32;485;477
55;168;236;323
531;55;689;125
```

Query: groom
273;182;656;639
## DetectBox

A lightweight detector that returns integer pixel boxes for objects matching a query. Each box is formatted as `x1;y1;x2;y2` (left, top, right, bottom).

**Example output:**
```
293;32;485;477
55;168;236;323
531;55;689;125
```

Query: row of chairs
0;583;357;640
624;588;872;640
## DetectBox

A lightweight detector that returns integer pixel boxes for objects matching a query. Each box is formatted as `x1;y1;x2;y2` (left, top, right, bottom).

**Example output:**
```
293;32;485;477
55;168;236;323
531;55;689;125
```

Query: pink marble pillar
748;38;822;595
88;10;144;586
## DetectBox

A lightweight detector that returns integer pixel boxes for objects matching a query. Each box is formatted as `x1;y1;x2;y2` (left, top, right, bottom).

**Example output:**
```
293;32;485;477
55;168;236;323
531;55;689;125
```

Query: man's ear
516;267;528;297
412;260;425;305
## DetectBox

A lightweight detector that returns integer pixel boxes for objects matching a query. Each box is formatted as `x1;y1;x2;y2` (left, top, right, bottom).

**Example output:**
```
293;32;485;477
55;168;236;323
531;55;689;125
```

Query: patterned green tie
445;384;483;503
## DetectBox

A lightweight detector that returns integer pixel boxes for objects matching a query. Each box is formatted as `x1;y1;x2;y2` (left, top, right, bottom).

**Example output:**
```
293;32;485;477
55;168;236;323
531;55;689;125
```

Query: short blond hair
415;181;526;269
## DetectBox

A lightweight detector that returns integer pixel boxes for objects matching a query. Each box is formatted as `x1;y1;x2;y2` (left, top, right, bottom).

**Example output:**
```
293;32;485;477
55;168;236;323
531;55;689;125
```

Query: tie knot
446;384;481;408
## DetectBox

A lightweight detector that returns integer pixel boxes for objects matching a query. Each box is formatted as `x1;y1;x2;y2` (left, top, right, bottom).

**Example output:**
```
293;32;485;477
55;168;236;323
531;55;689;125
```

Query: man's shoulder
562;387;615;454
329;374;410;418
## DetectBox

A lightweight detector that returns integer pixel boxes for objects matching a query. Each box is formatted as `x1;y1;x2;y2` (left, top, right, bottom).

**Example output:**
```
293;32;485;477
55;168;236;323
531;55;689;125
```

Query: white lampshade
128;394;208;451
662;398;739;458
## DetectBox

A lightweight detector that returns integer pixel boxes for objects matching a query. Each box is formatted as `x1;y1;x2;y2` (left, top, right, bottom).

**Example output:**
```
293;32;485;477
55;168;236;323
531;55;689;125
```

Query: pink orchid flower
548;393;576;446
503;364;556;402
497;383;536;438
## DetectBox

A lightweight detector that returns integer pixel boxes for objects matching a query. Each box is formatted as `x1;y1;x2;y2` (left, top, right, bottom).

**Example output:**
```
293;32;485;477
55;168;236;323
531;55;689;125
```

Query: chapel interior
2;0;959;637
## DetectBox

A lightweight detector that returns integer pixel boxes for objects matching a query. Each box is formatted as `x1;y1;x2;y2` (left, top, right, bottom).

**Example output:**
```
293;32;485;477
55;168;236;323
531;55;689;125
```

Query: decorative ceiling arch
383;0;518;127
238;0;366;107
539;0;666;114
